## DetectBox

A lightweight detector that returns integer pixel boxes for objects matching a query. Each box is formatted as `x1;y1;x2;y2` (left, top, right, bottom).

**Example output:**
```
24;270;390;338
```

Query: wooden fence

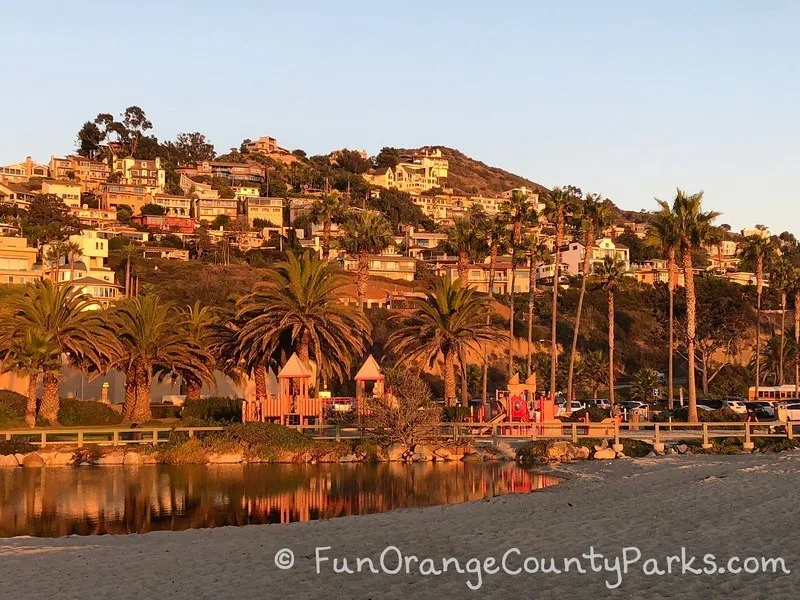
2;421;798;449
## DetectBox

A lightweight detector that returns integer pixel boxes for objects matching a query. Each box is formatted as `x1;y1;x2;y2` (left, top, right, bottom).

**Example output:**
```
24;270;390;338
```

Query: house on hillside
364;148;448;194
0;182;36;210
0;156;49;183
560;237;630;276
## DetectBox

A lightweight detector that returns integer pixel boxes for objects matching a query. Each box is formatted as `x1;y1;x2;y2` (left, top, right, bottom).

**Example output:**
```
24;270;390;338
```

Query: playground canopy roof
278;353;311;379
355;354;383;381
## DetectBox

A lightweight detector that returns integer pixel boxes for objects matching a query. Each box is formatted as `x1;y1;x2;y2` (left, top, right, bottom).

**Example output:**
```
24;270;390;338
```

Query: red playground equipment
494;373;537;422
241;353;322;425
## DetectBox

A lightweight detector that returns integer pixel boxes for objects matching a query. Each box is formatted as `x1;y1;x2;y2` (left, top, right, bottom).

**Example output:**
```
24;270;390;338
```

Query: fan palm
646;203;681;408
64;240;83;282
524;233;549;378
388;277;504;406
0;280;114;423
439;216;486;280
308;191;348;260
566;193;613;402
671;189;721;422
770;256;794;386
177;302;219;400
110;294;207;422
235;251;370;393
339;210;395;310
543;185;581;396
0;330;60;427
630;368;660;403
594;256;627;405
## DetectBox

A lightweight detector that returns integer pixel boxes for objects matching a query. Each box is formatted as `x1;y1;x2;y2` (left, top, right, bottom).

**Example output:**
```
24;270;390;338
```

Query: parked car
619;401;649;415
584;398;611;410
777;401;800;420
696;398;723;410
557;400;586;416
744;401;775;419
721;399;747;414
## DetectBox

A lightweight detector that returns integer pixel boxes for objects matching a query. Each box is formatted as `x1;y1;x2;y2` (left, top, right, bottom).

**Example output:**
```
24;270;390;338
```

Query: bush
0;439;36;455
150;405;182;419
72;445;102;465
442;406;472;422
652;407;745;423
159;437;207;464
227;422;313;451
0;390;27;427
57;400;123;426
181;397;242;424
566;407;611;422
516;440;553;463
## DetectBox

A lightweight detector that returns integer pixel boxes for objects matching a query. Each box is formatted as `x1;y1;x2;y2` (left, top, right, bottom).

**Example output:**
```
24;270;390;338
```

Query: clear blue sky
3;1;798;230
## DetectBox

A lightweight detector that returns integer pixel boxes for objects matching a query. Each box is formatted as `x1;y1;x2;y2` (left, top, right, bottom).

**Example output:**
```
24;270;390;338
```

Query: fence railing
1;421;797;448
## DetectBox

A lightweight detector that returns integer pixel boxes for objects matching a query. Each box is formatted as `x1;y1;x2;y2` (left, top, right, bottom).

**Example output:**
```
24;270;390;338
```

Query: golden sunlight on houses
365;148;449;194
0;156;49;183
49;155;110;192
112;157;166;194
41;180;82;208
244;197;284;227
0;236;40;284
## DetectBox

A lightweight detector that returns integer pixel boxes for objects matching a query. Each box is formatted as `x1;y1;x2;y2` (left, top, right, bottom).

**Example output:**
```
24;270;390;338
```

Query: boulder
461;452;485;462
317;452;340;463
593;439;609;452
385;443;407;461
494;442;517;461
413;445;435;461
338;453;360;463
0;454;19;468
40;451;74;467
433;447;452;460
646;451;657;458
571;446;591;460
676;444;689;454
207;453;243;464
96;452;125;466
140;453;157;465
21;453;46;468
122;452;142;466
593;448;616;460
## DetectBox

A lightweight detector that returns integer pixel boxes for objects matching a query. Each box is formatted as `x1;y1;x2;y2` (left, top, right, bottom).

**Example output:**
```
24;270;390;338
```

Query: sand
1;453;799;599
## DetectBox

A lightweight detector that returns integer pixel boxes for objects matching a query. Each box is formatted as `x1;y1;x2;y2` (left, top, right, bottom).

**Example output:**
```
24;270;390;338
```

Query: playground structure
242;354;385;424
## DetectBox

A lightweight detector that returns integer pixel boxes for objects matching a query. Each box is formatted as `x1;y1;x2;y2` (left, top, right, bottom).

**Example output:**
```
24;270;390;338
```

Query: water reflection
0;463;558;538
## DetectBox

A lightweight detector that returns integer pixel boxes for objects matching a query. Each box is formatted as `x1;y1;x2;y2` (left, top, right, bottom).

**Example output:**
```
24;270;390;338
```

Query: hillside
401;146;549;197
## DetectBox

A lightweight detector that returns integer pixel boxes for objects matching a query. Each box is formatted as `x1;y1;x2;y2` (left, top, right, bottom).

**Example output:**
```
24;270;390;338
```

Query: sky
2;1;798;231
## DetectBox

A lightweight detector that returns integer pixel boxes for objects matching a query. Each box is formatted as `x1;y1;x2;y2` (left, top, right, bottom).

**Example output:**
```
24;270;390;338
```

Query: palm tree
235;251;370;394
671;189;721;422
791;268;800;395
770;256;794;386
630;368;660;402
594;257;627;405
646;204;681;409
739;233;776;398
580;350;609;399
524;233;549;378
478;213;510;407
0;280;113;423
566;193;612;402
63;240;82;282
308;191;348;260
45;241;68;283
0;330;60;427
110;294;207;422
339;210;395;310
178;302;219;401
388;277;503;406
543;185;581;398
501;190;538;378
440;216;486;280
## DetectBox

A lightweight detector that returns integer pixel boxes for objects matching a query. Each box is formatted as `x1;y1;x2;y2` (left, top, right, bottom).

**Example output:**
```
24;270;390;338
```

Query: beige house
42;180;82;208
103;183;149;214
438;261;531;294
197;198;238;222
49;155;110;192
0;183;36;210
0;156;49;183
152;193;192;217
0;236;41;284
560;237;630;276
365;148;449;194
69;276;123;309
71;206;118;227
342;254;416;282
244;197;283;227
112;157;166;194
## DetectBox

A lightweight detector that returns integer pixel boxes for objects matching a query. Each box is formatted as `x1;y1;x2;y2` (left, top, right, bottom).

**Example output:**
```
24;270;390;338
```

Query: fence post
743;422;754;450
788;422;794;441
571;422;578;444
41;431;46;448
5;432;11;441
612;421;622;452
702;423;711;449
153;429;159;445
653;423;664;453
188;428;195;438
335;424;341;443
77;431;84;448
492;423;498;446
112;430;119;447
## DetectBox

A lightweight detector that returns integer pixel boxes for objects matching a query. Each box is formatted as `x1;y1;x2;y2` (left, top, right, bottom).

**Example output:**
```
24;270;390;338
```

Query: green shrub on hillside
0;390;27;428
182;397;242;424
57;400;123;426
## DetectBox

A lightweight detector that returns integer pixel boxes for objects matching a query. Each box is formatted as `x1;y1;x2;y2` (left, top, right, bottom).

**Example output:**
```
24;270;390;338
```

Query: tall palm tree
479;213;510;407
739;233;776;398
235;251;370;394
523;233;549;378
594;257;627;405
308;191;348;260
671;189;721;422
388;277;503;406
45;241;68;283
64;240;83;282
770;256;793;386
543;185;581;398
110;294;207;422
440;216;486;280
792;268;800;395
647;203;681;409
0;280;112;423
501;190;538;378
339;210;394;310
566;193;612;402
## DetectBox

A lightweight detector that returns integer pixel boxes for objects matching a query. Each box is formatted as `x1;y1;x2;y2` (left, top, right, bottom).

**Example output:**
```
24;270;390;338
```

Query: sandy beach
1;453;798;599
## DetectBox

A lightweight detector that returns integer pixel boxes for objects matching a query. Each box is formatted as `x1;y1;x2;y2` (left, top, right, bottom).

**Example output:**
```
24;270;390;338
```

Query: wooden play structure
495;373;538;422
353;355;383;417
242;353;323;425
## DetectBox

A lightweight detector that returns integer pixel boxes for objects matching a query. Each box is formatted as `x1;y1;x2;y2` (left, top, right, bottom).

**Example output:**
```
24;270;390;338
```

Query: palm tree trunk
550;220;563;399
459;347;469;407
254;364;267;401
526;255;535;378
39;372;59;424
186;380;202;401
25;373;38;428
357;250;369;311
795;290;800;396
70;254;76;282
322;220;331;260
444;348;457;407
567;233;593;402
683;249;698;423
508;260;516;378
779;292;786;386
125;254;131;296
668;253;675;409
481;244;497;413
608;291;615;405
131;362;152;423
122;367;136;420
756;291;762;399
458;251;469;281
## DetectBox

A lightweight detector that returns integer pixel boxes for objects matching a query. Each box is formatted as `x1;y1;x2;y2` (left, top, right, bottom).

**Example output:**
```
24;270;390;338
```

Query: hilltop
397;146;549;197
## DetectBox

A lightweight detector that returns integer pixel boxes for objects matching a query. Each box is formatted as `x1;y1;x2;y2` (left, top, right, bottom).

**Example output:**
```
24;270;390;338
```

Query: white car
557;401;586;415
779;402;800;421
721;399;747;414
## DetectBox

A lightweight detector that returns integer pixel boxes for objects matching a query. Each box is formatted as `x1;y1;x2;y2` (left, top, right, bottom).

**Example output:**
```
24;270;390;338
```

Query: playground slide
476;411;507;435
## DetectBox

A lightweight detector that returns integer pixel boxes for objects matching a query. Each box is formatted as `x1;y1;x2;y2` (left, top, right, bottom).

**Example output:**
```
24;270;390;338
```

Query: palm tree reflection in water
0;463;558;537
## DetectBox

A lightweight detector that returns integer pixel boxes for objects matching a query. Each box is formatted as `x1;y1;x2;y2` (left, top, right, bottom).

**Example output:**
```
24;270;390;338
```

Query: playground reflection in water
0;462;558;538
